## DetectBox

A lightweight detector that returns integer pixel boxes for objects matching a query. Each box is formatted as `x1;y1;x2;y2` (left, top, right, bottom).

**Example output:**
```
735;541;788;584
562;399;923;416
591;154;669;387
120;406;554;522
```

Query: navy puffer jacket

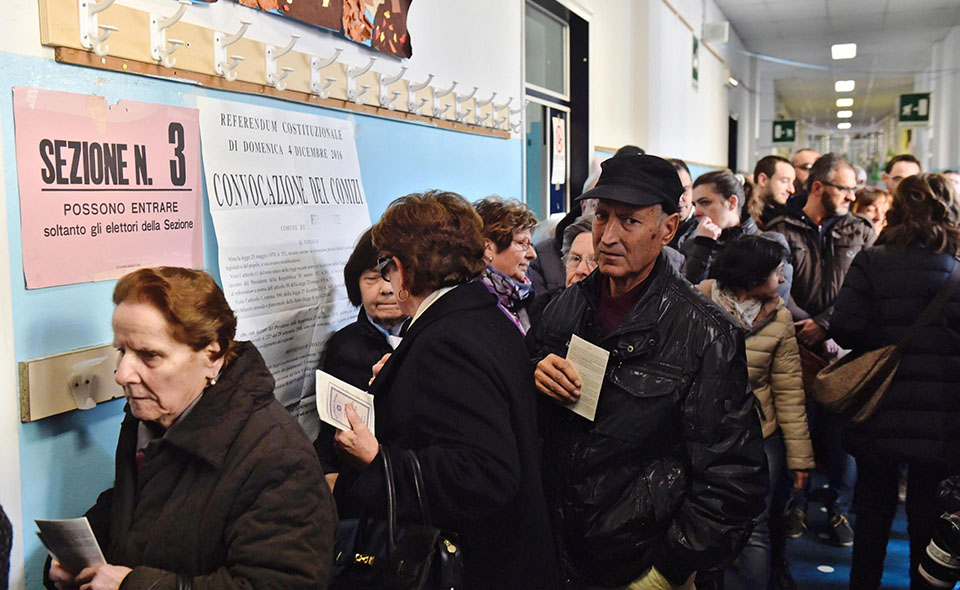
830;245;960;469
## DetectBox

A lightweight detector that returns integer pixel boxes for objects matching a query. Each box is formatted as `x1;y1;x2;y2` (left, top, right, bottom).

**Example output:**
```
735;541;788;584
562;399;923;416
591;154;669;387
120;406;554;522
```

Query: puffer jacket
698;280;814;471
831;246;960;469
529;254;767;588
765;204;875;327
62;342;336;590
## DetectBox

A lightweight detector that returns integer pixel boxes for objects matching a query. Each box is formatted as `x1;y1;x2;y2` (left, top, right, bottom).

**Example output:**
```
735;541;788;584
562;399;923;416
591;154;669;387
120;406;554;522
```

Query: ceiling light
837;122;852;130
836;98;854;108
727;76;740;87
831;43;857;60
837;110;853;119
835;80;856;92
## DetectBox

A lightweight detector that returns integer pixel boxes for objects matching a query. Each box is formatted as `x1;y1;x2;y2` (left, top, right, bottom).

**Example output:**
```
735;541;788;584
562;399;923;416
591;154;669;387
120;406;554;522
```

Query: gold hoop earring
397;289;409;302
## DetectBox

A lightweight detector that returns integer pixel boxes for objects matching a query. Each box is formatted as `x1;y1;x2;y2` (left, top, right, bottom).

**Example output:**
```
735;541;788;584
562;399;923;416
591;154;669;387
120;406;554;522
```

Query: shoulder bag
813;258;960;423
331;446;463;590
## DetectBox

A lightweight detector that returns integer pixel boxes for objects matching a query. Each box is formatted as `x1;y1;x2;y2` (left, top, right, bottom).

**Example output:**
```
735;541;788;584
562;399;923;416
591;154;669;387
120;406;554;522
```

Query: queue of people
43;148;960;590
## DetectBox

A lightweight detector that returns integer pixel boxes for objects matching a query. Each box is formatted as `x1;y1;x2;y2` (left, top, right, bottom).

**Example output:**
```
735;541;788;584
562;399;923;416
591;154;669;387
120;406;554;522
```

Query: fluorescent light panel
837;122;852;130
837;110;853;119
835;80;856;92
836;98;854;107
831;43;857;60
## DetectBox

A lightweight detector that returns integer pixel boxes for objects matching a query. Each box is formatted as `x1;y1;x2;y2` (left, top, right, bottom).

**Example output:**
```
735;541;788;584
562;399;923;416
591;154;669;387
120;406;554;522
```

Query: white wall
928;24;960;170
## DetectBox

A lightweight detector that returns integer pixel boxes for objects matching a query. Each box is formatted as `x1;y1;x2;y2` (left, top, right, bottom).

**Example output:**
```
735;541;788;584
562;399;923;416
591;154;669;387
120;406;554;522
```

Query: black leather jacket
529;254;766;588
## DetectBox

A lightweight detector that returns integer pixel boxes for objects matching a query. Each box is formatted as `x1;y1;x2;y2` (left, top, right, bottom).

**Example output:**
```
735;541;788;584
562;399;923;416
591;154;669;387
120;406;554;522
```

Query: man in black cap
529;154;766;589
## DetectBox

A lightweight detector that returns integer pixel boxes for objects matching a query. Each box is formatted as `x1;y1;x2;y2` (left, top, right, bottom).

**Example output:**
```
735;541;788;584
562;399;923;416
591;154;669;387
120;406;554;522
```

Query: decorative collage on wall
187;0;413;58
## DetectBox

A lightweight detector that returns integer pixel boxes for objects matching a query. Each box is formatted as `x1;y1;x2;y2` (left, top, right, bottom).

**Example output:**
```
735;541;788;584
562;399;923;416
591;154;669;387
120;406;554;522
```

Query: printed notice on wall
12;87;202;288
197;97;370;423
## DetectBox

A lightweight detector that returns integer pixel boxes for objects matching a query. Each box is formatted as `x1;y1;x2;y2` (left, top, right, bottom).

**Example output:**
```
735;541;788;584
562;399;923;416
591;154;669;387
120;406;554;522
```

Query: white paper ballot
316;370;376;434
35;517;105;576
564;334;610;421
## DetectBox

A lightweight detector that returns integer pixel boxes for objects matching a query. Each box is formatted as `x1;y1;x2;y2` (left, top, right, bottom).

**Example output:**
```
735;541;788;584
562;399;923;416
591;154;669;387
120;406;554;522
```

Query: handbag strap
380;445;398;552
898;257;960;351
404;449;433;527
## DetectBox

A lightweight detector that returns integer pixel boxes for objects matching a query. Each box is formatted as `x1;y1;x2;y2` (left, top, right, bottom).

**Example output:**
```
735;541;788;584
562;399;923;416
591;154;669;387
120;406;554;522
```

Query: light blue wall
2;51;522;587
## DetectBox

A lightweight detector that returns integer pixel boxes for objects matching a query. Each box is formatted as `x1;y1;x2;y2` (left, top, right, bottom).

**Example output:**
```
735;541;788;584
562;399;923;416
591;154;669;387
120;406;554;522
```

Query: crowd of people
41;148;960;590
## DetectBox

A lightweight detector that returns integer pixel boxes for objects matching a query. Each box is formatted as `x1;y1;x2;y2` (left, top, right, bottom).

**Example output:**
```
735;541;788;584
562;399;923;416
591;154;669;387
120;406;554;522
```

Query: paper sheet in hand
316;370;376;434
564;334;610;421
35;517;105;576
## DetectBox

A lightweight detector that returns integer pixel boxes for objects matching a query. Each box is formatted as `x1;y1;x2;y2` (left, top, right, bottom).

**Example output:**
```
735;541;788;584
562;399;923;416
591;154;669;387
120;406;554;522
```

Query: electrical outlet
19;344;124;422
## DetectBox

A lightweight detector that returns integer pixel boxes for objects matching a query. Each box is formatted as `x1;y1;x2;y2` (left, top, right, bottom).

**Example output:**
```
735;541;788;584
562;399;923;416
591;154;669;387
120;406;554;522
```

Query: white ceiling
714;0;960;130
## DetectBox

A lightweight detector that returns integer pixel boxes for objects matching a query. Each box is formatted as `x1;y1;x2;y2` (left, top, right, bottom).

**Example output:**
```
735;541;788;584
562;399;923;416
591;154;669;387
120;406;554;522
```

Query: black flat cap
576;153;683;214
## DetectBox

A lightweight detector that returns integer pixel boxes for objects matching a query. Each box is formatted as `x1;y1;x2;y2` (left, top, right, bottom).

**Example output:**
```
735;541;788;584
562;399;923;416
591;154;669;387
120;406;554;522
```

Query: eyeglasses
376;256;396;281
564;254;598;270
513;238;533;252
821;180;857;194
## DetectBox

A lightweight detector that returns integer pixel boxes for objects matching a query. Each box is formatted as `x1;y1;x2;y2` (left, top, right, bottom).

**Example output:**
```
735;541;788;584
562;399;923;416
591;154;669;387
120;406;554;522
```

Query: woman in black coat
831;173;960;590
332;190;561;590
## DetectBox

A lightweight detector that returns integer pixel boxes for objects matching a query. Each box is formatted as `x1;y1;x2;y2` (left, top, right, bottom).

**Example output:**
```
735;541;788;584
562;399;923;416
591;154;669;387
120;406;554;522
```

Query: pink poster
12;87;203;289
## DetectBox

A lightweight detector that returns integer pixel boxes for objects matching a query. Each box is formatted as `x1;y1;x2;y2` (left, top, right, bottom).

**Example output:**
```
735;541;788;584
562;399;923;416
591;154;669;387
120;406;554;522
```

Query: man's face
593;200;677;284
792;150;820;186
818;165;858;217
758;161;796;205
883;160;921;194
676;168;693;220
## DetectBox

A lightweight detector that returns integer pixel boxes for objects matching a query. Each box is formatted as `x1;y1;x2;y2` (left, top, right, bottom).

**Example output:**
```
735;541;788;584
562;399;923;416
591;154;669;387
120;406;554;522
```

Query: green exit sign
772;120;796;143
899;93;930;123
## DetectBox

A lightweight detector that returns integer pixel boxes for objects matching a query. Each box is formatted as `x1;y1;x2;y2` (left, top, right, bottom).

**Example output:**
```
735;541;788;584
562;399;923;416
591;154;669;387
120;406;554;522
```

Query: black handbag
331;446;463;590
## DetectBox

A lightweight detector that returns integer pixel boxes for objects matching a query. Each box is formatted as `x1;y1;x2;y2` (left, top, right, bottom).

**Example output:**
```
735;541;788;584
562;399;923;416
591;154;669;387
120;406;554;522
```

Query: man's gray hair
561;214;594;258
806;153;854;192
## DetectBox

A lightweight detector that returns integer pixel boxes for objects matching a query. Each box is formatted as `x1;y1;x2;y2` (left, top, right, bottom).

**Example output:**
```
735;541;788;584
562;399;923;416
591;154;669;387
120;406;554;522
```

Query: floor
788;489;911;589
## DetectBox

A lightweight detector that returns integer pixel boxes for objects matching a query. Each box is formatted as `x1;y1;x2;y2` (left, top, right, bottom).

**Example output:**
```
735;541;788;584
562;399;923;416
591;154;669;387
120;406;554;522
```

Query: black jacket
62;342;336;589
765;204;875;327
335;282;561;590
528;254;766;588
669;213;698;250
315;309;398;473
831;246;960;469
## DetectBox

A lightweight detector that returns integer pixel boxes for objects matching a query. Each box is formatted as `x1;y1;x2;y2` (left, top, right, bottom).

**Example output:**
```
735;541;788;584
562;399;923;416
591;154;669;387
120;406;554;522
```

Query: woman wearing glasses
332;190;560;590
473;196;539;334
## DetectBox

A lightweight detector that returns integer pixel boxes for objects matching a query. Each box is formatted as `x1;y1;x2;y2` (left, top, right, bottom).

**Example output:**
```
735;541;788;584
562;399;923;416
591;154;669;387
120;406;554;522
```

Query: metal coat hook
476;92;497;109
456;86;478;106
509;104;523;115
407;73;433;110
456;108;473;124
494;115;507;129
150;0;190;67
214;21;252;81
347;57;377;103
455;86;478;122
495;96;514;111
266;34;300;91
79;0;118;57
409;97;428;116
475;112;491;126
379;65;407;106
381;91;401;110
351;85;371;106
310;49;342;96
434;103;451;119
432;80;457;117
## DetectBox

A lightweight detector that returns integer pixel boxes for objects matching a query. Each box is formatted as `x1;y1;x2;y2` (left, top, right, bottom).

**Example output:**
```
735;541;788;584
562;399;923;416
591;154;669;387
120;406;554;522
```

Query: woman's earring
207;376;218;387
486;256;494;262
397;288;410;302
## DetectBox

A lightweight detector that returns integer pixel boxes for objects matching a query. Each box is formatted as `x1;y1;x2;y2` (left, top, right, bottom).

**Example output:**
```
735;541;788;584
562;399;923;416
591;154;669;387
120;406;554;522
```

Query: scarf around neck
479;265;534;333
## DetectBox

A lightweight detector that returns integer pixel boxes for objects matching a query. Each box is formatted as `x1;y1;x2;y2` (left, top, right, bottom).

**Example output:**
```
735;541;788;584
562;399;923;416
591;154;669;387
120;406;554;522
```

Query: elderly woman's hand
75;564;131;590
334;404;380;468
369;353;391;386
48;560;78;590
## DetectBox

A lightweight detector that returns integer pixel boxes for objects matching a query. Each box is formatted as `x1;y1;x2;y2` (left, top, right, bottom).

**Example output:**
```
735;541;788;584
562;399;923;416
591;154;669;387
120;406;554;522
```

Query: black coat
528;254;766;588
315;310;397;473
831;246;960;469
335;282;561;590
58;342;337;590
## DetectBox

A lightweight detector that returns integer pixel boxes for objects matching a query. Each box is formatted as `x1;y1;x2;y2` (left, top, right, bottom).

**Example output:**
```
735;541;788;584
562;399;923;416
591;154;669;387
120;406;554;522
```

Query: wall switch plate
19;344;124;422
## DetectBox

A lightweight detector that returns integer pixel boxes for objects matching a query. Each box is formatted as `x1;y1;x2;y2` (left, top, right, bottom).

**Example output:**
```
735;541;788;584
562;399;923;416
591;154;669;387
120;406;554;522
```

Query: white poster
198;97;371;422
551;115;566;185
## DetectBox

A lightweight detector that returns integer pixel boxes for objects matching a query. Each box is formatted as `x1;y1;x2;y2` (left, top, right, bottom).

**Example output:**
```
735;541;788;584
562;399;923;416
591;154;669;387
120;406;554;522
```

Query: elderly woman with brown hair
46;267;335;590
332;190;560;590
831;173;960;589
852;187;891;235
473;196;539;333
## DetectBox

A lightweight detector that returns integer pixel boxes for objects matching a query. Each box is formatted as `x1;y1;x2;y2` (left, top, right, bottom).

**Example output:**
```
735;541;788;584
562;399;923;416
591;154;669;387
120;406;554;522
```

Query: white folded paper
564;334;610;422
316;370;376;434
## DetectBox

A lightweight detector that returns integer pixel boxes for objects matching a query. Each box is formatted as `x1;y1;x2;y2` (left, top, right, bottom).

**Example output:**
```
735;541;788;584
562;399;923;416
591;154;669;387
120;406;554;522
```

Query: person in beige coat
697;235;814;590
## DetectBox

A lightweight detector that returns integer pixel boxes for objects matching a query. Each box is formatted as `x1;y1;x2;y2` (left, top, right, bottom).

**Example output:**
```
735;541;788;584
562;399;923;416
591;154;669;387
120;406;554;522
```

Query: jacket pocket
598;364;683;443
